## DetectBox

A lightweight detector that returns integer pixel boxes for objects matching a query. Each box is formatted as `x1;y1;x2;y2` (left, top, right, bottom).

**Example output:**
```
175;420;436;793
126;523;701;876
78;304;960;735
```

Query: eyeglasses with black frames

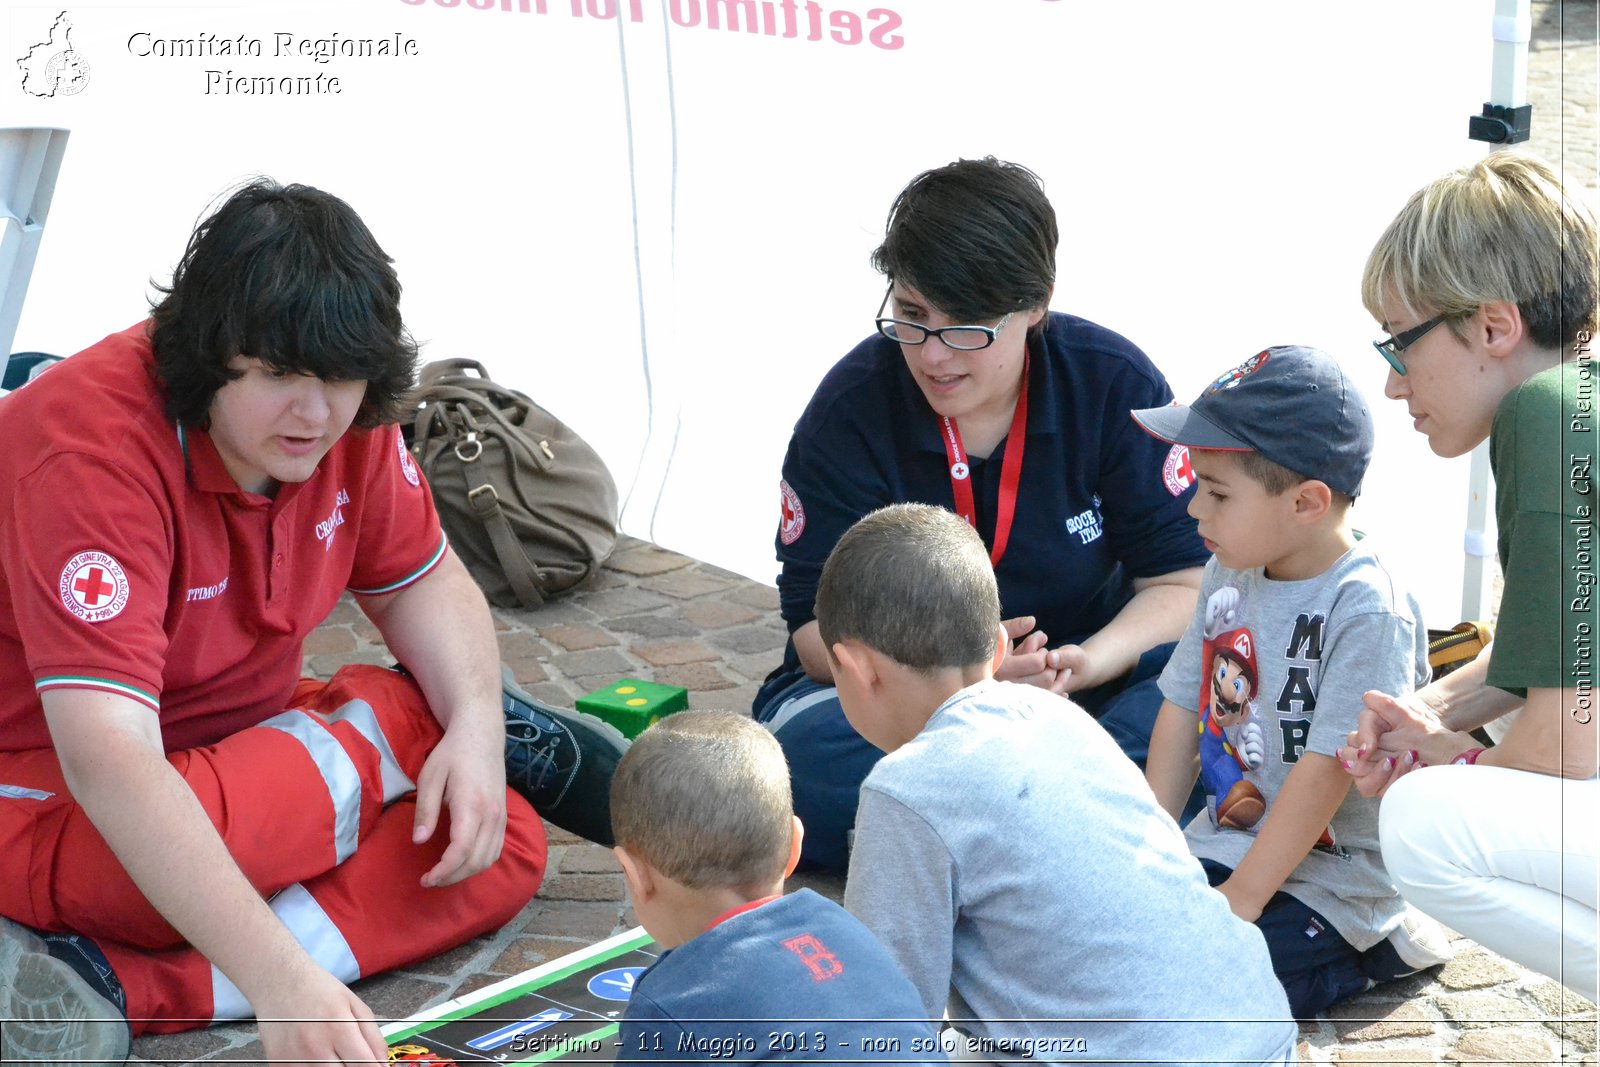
876;288;1014;351
1373;314;1446;376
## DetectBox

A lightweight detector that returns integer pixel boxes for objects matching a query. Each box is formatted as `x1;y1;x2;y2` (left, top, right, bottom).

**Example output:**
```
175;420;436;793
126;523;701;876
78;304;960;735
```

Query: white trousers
1380;764;1599;1004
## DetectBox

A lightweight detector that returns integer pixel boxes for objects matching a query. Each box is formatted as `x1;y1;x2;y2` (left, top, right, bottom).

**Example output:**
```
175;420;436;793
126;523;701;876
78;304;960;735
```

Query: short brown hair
815;503;1000;672
1201;448;1354;509
609;711;792;892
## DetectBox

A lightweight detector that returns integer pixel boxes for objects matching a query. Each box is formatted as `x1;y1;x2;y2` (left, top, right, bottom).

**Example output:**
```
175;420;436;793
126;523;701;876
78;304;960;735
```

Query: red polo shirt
0;323;446;753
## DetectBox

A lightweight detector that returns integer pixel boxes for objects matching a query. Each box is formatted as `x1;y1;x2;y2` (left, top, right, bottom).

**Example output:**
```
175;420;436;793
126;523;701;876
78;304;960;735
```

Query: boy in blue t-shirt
610;711;943;1065
1135;346;1450;1017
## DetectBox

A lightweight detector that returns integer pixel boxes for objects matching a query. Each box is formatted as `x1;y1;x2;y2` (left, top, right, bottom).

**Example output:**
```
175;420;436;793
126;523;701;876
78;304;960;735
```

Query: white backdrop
6;0;1493;625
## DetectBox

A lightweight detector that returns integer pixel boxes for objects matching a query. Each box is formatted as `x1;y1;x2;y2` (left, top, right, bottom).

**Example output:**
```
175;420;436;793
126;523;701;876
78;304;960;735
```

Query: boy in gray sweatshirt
820;503;1297;1065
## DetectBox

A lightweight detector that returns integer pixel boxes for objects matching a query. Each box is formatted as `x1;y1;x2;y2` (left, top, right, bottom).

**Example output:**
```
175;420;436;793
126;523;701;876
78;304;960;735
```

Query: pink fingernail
1340;760;1352;771
1384;757;1396;771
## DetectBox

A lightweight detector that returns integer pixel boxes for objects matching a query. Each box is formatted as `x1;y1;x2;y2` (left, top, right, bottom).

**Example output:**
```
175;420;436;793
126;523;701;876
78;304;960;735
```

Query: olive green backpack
405;359;619;608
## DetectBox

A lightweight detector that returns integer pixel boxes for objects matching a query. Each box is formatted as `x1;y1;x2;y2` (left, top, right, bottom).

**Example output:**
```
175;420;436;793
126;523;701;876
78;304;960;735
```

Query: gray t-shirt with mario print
1159;539;1431;950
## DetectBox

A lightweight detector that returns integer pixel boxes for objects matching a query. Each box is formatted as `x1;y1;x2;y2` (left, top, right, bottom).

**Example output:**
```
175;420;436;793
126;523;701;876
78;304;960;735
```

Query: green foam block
576;678;689;739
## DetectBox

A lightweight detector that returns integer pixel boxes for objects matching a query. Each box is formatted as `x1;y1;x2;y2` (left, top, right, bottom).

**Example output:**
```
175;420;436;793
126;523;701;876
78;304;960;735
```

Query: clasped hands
994;616;1094;694
1337;690;1480;798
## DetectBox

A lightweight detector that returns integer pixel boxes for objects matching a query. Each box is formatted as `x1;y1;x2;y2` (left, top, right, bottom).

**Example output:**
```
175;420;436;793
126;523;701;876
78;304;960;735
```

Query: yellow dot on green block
626;698;648;706
616;686;637;694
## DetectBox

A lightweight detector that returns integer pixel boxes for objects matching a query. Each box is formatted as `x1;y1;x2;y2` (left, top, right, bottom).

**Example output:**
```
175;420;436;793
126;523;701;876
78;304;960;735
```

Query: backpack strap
415;389;550;608
416;358;492;389
465;475;546;609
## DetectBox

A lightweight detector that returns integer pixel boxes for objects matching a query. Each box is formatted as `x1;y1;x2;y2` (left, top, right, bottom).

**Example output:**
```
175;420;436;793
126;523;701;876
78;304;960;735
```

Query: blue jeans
753;643;1179;870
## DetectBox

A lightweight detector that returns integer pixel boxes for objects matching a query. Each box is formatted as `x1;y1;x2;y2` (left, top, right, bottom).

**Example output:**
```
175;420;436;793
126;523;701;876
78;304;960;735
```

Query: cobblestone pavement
1529;0;1598;192
127;4;1599;1062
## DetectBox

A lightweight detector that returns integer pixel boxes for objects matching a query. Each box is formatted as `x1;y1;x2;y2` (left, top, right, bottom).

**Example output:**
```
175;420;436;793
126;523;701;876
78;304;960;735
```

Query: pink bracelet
1451;747;1485;766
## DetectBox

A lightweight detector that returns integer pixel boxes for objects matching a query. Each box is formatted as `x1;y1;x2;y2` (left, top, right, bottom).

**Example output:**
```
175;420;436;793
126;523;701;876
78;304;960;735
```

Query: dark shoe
0;917;130;1065
502;666;630;846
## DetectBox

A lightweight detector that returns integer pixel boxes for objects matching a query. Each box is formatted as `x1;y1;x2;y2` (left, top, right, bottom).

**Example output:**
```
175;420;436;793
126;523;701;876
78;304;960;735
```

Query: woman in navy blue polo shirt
756;157;1210;868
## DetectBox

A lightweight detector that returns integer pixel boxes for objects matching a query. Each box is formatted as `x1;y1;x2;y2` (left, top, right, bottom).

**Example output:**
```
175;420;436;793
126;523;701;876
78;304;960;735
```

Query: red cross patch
398;433;420;488
1162;444;1195;496
779;479;806;546
59;551;131;623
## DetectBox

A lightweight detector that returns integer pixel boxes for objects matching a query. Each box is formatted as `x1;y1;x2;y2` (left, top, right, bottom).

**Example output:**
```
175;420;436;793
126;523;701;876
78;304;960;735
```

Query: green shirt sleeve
1487;361;1599;696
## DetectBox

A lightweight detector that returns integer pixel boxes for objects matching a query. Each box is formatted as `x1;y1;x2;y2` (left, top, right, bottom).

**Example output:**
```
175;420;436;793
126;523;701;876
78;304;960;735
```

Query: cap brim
1129;405;1253;451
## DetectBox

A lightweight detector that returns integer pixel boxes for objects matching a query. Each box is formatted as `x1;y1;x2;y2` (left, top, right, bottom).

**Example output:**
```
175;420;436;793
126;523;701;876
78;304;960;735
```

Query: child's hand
1338;737;1397;797
1338;736;1427;797
995;616;1068;690
1337;692;1446;796
1047;644;1093;693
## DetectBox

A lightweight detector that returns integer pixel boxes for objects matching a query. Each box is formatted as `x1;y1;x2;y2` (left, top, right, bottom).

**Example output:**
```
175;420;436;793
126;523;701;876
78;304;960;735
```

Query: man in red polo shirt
0;180;626;1065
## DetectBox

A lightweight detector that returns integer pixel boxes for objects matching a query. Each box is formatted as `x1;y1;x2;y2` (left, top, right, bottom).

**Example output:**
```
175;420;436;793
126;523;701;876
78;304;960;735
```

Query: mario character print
1197;586;1266;829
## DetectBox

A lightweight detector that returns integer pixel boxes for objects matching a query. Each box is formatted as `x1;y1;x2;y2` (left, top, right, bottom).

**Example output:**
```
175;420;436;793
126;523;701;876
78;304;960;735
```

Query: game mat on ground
382;928;659;1064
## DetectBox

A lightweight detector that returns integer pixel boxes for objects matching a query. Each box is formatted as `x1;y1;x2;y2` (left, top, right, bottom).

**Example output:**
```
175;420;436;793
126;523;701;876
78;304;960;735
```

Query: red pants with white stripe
0;665;546;1033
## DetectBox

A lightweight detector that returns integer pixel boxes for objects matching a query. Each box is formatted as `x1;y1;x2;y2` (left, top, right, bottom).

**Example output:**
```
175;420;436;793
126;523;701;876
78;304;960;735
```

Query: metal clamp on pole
1469;102;1533;144
1469;3;1533;144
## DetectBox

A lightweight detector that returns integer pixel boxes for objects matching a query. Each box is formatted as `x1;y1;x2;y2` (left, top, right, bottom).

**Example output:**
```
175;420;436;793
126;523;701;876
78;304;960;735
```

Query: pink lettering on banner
398;0;905;51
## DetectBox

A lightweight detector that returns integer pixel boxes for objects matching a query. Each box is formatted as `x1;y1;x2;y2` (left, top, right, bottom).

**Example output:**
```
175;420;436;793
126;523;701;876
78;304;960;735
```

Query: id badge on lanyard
938;353;1029;568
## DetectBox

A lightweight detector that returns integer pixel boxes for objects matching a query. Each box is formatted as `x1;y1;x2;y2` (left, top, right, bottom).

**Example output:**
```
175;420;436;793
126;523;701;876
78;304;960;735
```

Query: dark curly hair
149;178;417;428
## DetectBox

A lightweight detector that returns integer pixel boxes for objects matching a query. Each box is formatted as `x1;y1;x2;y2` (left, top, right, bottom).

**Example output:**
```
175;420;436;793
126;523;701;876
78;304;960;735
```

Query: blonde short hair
1361;152;1598;349
609;711;793;892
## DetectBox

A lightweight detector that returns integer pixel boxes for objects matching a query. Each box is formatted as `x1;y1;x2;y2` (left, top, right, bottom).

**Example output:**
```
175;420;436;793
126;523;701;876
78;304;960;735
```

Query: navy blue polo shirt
774;312;1207;661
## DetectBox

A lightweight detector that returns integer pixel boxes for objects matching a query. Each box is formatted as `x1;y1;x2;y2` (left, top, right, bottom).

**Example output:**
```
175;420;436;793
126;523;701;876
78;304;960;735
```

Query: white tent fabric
5;1;1496;624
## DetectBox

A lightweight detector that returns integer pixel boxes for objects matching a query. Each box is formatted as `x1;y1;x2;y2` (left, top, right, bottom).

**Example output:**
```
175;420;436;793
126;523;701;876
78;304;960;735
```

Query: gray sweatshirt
846;679;1296;1066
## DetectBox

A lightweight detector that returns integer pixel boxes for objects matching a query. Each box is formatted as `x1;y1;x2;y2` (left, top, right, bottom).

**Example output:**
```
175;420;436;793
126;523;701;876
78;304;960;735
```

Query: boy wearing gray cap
1135;346;1446;1017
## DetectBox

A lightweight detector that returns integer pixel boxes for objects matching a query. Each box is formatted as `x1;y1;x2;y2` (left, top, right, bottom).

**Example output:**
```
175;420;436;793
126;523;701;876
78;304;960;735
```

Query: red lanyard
939;353;1029;568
